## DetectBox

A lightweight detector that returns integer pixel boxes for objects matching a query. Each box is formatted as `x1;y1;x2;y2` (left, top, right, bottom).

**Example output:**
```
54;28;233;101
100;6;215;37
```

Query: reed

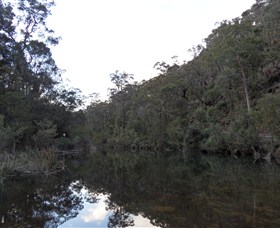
0;148;66;178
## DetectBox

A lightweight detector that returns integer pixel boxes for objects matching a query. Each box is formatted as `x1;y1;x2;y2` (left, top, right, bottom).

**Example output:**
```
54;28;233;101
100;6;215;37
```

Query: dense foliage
0;0;86;155
86;0;280;159
1;0;280;166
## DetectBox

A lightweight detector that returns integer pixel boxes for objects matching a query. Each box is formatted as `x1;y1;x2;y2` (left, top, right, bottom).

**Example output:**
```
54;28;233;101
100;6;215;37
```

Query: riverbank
0;148;76;180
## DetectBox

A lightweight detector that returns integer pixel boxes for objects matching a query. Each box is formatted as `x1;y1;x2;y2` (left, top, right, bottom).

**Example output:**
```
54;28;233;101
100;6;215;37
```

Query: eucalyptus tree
0;0;60;96
0;0;60;107
205;17;266;114
0;0;86;151
86;100;115;145
109;71;135;144
247;0;280;83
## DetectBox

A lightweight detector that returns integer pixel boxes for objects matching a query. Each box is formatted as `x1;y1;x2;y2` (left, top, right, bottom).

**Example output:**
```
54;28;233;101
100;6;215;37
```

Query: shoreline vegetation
1;0;280;179
0;148;84;181
0;0;87;179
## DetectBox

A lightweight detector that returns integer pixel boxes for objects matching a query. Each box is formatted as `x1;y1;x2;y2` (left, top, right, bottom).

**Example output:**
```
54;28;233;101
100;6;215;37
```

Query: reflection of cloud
81;195;109;223
130;215;160;228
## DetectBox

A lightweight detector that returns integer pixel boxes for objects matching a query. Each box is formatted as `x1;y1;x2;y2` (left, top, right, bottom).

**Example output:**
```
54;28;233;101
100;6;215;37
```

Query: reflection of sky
58;182;159;227
59;194;111;227
130;215;159;228
81;197;108;223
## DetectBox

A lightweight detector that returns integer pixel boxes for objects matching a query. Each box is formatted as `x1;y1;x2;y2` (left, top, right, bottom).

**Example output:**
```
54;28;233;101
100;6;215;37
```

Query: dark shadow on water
1;150;280;227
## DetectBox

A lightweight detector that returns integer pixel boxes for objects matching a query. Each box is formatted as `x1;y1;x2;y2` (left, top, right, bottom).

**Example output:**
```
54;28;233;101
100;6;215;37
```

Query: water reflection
0;177;85;227
1;151;280;227
59;182;158;227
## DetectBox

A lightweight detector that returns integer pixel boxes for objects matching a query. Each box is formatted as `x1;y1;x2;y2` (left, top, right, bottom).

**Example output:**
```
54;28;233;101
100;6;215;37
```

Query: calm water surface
1;151;280;227
58;182;159;227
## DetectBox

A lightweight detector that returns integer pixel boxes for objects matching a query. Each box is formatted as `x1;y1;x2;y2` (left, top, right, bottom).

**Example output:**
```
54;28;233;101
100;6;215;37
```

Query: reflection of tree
4;151;280;228
78;151;280;228
107;202;134;228
1;178;91;227
32;181;85;227
81;152;171;227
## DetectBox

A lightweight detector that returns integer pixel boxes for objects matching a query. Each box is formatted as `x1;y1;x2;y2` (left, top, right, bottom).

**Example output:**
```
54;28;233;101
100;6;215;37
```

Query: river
1;151;280;227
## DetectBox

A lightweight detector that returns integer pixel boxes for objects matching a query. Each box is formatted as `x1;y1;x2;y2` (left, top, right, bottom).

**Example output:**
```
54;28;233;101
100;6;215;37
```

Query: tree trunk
237;56;251;114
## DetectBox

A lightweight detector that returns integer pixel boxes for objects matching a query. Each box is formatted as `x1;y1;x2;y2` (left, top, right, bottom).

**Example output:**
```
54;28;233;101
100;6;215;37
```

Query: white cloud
81;195;109;223
130;214;160;228
81;206;108;223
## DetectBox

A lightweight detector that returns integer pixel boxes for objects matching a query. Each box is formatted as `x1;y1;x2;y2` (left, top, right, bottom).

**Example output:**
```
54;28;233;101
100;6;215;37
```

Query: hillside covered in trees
1;0;280;177
86;0;280;161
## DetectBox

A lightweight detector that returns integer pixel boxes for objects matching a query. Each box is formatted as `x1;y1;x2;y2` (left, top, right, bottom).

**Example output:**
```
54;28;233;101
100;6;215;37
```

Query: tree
84;0;280;156
110;70;134;95
205;18;266;114
109;71;134;144
0;0;60;95
0;1;86;152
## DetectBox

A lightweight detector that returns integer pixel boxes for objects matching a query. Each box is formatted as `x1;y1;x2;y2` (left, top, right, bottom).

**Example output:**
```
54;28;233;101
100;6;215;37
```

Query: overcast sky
47;0;256;100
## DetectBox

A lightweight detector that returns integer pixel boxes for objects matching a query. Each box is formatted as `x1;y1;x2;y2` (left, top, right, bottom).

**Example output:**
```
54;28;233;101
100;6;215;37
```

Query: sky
47;0;256;100
59;185;159;227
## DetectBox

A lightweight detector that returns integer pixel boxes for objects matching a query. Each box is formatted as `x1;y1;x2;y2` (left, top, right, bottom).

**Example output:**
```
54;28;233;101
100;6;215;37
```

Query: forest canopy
1;0;280;166
0;0;85;154
86;0;280;160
